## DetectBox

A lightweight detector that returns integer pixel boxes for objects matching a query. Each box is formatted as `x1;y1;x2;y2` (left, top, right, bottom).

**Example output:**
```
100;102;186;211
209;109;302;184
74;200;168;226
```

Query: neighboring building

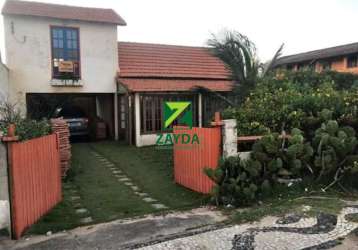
274;42;358;74
1;0;233;145
117;42;232;146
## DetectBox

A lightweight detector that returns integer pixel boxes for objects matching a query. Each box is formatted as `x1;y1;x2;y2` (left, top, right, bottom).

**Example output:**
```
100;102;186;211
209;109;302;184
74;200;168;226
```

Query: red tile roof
118;42;230;79
118;78;233;92
275;42;358;66
2;0;126;26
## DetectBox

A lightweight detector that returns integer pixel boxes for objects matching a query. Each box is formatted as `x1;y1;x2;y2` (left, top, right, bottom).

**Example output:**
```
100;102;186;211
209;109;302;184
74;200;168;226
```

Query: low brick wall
50;118;71;178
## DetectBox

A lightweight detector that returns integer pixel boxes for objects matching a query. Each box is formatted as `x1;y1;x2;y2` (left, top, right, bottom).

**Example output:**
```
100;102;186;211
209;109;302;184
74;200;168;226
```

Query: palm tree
208;30;261;90
262;43;285;76
206;30;284;105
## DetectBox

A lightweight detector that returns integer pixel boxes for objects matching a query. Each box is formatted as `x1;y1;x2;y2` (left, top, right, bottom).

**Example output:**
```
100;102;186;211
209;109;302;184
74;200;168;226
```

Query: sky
1;0;358;62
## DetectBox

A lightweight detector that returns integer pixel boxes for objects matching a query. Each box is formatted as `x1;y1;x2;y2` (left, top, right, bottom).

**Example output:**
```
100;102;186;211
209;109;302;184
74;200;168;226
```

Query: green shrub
277;70;358;90
223;71;357;136
0;119;51;141
0;100;51;141
208;71;358;206
15;119;52;141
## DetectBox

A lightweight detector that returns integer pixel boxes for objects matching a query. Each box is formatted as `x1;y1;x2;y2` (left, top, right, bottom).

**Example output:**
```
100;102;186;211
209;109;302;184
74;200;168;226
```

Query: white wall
134;93;165;147
0;60;9;102
3;15;119;105
0;142;10;235
222;119;238;158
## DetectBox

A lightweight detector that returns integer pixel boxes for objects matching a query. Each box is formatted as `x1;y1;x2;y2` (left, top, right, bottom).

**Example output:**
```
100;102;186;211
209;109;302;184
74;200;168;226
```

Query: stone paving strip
90;150;169;210
63;183;94;225
139;205;358;250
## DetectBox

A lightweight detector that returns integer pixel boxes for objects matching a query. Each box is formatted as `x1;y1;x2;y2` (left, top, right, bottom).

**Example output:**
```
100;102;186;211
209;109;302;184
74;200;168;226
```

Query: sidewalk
139;204;358;250
2;202;358;250
0;208;226;250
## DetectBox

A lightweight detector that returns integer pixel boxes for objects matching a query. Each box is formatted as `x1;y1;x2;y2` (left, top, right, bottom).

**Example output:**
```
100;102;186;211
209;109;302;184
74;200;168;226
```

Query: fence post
221;119;238;158
0;140;11;238
2;125;19;239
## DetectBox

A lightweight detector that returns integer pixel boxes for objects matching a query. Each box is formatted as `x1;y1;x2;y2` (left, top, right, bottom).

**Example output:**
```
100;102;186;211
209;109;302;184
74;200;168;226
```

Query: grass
231;196;346;224
228;180;356;225
28;142;204;235
25;187;81;234
216;173;358;225
90;141;205;209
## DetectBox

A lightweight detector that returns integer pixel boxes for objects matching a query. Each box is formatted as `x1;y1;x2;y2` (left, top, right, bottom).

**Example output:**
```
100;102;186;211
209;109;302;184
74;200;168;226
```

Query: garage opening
26;93;115;140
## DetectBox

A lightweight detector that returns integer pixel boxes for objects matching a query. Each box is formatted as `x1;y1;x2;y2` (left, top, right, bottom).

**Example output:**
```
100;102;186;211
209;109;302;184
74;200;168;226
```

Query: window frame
50;25;81;80
139;93;198;134
321;61;332;71
347;55;358;68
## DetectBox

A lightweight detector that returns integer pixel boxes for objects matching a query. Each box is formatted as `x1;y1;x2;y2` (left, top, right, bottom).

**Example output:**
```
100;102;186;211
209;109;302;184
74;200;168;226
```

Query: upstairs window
347;55;358;68
286;64;293;70
51;27;80;80
321;61;331;71
297;63;305;70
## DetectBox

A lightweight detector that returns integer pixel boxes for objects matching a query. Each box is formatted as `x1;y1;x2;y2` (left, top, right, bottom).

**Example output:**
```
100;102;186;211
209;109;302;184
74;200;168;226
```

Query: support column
222;119;238;158
134;93;141;147
127;95;132;145
198;93;203;127
114;93;119;141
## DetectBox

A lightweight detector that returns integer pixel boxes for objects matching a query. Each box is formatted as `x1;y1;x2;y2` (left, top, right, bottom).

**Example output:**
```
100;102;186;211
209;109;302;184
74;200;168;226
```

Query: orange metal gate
173;126;221;194
7;134;62;239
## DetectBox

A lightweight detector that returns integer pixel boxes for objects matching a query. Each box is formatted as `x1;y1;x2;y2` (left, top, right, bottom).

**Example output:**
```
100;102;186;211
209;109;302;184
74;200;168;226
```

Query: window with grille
140;94;197;133
51;27;80;79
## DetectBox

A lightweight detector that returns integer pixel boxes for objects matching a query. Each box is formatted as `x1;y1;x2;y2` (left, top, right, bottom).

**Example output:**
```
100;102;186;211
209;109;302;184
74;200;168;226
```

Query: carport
26;93;115;139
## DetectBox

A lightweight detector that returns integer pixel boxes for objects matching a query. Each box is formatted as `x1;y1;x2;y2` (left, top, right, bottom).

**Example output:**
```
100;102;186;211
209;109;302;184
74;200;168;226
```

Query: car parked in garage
54;105;89;137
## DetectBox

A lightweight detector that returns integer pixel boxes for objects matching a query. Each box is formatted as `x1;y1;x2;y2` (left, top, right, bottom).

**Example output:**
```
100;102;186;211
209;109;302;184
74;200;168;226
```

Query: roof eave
2;12;127;26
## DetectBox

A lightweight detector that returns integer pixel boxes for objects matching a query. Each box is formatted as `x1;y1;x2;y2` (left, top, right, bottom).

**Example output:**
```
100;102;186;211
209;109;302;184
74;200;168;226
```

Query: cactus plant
205;128;314;206
312;109;358;190
204;156;270;206
251;128;314;179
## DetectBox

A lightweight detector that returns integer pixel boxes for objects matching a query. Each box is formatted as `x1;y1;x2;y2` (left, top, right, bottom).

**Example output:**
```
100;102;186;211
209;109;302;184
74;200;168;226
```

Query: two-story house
1;0;233;146
2;0;126;139
274;42;358;74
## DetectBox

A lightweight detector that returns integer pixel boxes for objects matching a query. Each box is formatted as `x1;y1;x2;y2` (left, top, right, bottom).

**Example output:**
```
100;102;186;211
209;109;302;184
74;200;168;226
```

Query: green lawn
27;186;82;234
90;141;204;208
28;142;204;235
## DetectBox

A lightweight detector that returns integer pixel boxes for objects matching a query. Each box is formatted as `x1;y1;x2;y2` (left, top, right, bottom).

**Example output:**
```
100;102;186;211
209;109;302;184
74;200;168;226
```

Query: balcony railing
50;79;83;87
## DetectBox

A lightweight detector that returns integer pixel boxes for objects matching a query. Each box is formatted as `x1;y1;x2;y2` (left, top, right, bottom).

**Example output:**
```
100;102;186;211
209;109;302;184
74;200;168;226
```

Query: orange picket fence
173;126;221;194
7;134;62;239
